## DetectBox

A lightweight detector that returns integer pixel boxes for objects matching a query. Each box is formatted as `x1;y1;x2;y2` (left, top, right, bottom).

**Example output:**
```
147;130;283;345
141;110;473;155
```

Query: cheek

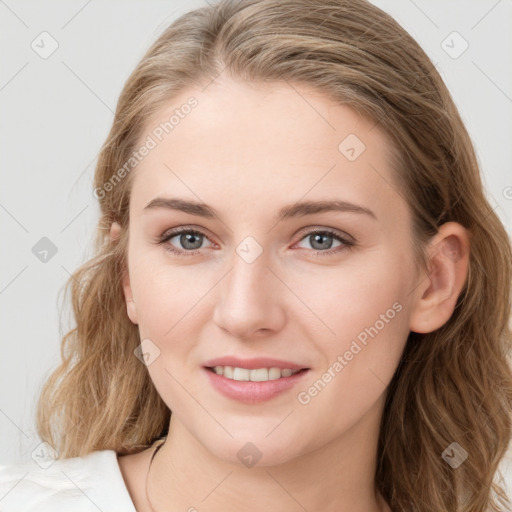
332;269;407;342
292;249;413;338
131;262;208;410
294;251;413;394
130;256;210;339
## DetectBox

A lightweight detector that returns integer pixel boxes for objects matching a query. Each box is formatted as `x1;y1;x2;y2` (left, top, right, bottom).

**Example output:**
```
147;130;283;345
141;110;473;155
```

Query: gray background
1;0;511;465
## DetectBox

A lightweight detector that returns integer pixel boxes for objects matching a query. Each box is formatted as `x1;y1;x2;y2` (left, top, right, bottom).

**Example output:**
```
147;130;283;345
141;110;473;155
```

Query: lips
203;365;310;404
203;356;309;371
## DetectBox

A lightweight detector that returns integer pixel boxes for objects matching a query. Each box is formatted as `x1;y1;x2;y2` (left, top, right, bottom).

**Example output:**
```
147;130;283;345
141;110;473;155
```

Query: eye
294;229;354;256
156;226;354;257
157;227;214;255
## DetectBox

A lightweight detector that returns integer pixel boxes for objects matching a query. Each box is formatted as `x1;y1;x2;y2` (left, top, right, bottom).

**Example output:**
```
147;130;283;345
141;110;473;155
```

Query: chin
203;434;305;469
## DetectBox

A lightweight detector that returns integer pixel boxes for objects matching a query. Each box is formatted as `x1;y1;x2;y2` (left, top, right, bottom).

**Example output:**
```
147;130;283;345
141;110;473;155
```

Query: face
119;77;420;466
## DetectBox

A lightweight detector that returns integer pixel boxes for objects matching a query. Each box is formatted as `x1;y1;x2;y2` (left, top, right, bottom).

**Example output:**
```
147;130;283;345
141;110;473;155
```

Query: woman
1;0;511;510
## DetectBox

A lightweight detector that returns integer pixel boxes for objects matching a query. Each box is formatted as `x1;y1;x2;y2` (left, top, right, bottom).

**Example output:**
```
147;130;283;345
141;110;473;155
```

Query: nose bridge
212;239;286;337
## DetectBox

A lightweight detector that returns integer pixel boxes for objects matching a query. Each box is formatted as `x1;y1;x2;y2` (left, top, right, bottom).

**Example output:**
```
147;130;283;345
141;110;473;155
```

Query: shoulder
0;449;136;512
497;445;512;498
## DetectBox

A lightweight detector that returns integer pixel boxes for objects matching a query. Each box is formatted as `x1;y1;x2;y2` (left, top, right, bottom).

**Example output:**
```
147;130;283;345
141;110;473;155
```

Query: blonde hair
37;0;512;510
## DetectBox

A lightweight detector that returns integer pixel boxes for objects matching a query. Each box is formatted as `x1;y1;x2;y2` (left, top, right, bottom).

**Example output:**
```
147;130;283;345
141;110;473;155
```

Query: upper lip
203;356;309;370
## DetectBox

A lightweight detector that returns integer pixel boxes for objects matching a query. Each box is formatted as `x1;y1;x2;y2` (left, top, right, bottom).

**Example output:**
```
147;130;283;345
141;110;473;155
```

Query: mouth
202;364;310;404
204;365;310;382
201;356;311;403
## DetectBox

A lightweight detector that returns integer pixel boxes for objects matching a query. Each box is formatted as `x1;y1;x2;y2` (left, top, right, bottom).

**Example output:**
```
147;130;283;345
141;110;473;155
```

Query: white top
1;447;512;511
0;450;136;511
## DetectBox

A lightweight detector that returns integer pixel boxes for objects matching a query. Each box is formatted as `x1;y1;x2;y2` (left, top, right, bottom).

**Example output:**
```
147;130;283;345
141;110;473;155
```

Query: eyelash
155;226;355;257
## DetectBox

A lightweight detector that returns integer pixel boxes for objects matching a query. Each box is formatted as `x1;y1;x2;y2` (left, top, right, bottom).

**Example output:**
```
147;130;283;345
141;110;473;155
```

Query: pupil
181;233;202;250
311;233;332;250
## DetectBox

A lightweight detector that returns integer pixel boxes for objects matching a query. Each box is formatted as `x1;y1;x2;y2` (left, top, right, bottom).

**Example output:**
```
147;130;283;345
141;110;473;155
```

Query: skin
111;77;470;512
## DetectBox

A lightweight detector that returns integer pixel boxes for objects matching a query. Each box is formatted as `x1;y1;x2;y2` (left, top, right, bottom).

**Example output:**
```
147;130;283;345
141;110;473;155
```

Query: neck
146;396;390;512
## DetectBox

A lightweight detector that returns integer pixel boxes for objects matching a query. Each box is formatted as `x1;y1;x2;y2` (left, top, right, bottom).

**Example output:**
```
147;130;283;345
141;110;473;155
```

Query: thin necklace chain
144;440;389;512
145;441;165;512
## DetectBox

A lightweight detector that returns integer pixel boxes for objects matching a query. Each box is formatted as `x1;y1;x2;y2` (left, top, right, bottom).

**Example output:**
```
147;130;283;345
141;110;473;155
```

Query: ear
110;221;138;325
409;222;470;334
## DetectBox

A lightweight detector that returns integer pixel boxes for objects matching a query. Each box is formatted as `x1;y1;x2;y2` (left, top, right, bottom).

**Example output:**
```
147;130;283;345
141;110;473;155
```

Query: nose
212;246;287;340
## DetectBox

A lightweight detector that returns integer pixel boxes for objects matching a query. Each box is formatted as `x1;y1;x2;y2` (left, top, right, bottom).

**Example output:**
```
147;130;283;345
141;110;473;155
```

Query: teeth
268;367;281;380
233;367;250;381
212;366;302;382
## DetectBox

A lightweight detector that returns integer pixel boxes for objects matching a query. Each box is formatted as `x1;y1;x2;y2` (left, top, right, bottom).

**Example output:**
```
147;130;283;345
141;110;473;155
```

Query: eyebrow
143;197;377;222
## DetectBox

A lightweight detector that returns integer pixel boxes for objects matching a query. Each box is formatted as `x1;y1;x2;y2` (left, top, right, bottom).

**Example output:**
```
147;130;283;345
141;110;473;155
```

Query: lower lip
203;367;310;404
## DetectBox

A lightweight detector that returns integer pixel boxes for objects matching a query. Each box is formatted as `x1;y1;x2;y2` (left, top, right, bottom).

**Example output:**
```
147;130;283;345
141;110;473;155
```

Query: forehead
128;78;405;221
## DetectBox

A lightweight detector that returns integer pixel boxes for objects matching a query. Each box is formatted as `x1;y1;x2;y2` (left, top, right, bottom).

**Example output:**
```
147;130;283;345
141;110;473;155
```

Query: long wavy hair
36;0;512;510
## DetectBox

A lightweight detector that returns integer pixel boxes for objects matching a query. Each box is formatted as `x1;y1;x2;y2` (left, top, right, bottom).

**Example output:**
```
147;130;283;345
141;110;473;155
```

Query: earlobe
110;221;122;242
409;222;470;334
110;221;138;325
122;270;138;325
